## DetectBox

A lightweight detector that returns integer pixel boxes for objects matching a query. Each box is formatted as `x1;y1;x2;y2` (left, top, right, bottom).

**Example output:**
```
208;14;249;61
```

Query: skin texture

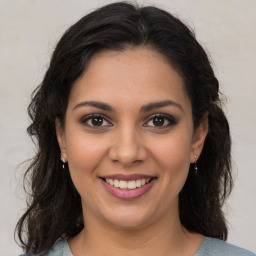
56;48;208;256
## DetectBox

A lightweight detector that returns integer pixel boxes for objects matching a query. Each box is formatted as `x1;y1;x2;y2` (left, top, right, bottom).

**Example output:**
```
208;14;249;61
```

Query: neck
68;204;203;256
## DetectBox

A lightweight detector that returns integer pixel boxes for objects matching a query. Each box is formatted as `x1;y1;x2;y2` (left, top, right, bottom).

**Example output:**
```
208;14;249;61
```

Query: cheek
67;139;102;170
65;132;109;193
66;125;109;167
152;131;192;191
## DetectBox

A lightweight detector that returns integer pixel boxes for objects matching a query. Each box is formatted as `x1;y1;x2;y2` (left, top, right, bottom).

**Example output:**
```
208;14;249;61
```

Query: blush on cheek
66;139;108;188
67;137;104;165
155;139;191;166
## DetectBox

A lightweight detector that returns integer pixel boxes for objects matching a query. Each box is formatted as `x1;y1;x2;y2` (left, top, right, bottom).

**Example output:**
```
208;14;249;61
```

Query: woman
16;2;255;256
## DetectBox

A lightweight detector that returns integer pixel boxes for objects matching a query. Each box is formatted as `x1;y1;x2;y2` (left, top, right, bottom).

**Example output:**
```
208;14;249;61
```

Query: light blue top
20;237;255;256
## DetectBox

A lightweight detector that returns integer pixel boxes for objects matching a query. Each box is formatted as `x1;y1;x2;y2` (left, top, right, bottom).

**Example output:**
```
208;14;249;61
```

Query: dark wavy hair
16;1;232;254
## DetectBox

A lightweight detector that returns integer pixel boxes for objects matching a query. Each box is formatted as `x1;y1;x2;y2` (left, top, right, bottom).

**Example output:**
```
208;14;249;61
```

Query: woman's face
57;48;207;229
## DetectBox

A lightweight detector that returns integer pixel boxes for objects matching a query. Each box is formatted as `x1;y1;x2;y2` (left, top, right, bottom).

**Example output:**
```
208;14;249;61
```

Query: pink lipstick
99;174;157;200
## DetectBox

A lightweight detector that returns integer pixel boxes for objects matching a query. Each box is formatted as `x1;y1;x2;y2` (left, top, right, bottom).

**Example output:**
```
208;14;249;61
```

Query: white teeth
127;180;136;189
119;180;128;189
114;179;119;187
105;178;152;190
136;180;142;187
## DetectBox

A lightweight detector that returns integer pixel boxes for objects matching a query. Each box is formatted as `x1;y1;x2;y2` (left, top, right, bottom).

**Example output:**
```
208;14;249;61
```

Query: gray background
0;0;255;255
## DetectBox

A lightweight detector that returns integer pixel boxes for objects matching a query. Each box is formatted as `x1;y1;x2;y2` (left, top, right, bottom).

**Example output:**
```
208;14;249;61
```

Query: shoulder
19;239;72;256
195;237;255;256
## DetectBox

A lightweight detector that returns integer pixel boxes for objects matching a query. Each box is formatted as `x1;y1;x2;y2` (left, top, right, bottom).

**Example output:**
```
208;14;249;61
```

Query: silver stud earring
194;155;198;174
60;154;65;169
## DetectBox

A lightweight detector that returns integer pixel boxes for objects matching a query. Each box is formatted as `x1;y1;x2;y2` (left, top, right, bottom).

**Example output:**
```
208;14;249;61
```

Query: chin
102;206;153;229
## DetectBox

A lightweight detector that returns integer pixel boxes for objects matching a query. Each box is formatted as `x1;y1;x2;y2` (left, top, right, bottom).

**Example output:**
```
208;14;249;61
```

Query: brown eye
81;114;111;127
91;116;103;126
145;114;178;128
152;116;165;126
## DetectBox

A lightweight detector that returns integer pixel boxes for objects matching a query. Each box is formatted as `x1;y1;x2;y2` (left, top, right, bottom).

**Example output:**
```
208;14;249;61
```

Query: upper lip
99;174;156;181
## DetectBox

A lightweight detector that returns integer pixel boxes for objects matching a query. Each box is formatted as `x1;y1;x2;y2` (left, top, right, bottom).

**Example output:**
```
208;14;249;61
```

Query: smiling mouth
101;177;155;190
100;177;157;190
99;175;157;199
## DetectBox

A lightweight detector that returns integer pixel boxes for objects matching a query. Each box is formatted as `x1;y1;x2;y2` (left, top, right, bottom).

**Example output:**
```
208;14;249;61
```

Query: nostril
108;137;147;165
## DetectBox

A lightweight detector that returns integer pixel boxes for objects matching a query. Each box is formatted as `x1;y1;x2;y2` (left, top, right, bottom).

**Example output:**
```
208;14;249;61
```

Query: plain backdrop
0;0;255;255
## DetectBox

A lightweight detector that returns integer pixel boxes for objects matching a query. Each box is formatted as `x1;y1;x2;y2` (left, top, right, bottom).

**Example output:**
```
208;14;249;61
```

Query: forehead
68;48;190;111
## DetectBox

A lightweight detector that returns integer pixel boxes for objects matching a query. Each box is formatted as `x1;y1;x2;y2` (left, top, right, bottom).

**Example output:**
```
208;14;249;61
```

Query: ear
190;113;208;163
55;119;68;161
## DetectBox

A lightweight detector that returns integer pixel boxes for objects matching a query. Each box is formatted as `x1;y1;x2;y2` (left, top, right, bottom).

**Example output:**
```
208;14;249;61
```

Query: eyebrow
72;100;183;112
140;100;184;112
73;101;114;112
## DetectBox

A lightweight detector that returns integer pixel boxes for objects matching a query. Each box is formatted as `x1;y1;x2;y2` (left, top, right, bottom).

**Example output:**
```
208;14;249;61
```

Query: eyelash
144;114;178;128
80;114;112;128
80;113;178;128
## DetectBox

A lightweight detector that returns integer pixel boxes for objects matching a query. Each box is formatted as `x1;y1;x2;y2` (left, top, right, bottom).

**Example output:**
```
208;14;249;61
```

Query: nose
108;126;147;167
